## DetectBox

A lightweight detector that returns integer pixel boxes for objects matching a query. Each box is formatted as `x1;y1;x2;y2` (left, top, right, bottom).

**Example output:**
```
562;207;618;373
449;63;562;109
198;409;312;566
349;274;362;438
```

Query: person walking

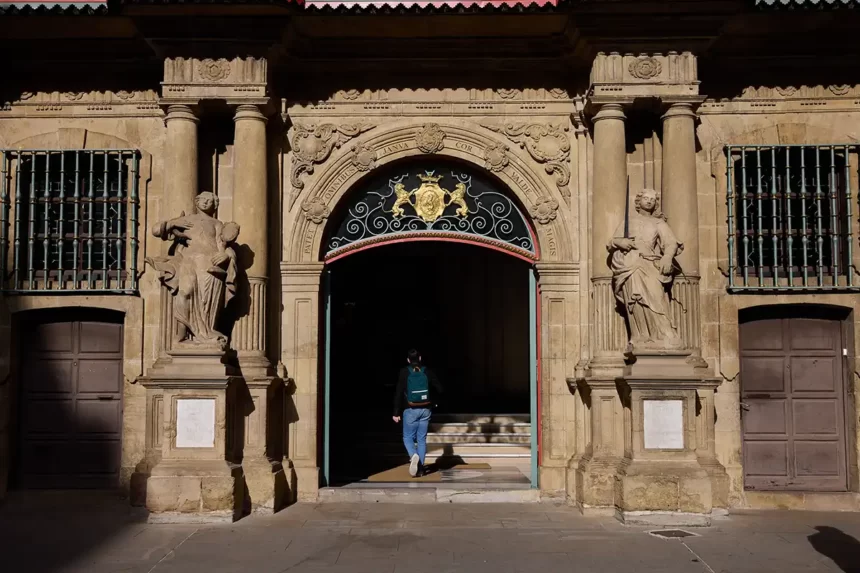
392;349;443;477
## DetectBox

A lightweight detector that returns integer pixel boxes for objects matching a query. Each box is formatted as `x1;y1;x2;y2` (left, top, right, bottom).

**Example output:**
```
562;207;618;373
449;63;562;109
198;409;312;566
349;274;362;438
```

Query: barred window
0;150;140;293
726;145;857;291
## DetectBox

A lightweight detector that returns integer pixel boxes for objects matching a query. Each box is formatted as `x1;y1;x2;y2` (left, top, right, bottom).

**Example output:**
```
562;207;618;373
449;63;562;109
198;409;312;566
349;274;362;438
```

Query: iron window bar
0;149;140;294
726;144;858;292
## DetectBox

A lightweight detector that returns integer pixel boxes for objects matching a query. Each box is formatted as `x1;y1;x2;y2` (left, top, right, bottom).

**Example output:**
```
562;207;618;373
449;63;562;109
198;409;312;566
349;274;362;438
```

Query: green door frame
321;260;540;488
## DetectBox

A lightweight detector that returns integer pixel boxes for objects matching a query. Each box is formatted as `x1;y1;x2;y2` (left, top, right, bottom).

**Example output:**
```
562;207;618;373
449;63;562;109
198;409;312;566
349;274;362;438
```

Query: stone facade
0;2;859;520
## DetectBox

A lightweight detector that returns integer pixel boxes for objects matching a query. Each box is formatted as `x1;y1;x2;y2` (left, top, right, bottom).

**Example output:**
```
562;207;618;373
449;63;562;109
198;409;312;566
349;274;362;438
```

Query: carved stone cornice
287;88;575;120
480;121;571;203
700;84;860;115
288;123;375;209
589;51;700;106
1;90;160;115
160;57;268;106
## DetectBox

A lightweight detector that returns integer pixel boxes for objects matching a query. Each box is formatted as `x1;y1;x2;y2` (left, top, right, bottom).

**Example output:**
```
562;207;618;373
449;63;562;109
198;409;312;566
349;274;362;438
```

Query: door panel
740;315;848;492
18;315;123;489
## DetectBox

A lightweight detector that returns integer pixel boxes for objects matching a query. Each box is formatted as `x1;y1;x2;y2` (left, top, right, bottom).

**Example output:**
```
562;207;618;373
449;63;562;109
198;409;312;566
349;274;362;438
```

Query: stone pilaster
281;262;325;502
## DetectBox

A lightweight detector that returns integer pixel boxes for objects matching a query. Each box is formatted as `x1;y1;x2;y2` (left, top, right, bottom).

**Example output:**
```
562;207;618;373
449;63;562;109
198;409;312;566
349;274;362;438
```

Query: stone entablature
288;87;575;118
0;90;161;117
589;51;700;104
700;84;860;114
161;57;268;106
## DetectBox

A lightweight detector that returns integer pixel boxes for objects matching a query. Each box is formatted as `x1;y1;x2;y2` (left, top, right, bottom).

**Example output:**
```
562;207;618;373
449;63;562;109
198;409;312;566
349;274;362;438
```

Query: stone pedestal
140;348;244;523
241;376;289;513
613;352;722;526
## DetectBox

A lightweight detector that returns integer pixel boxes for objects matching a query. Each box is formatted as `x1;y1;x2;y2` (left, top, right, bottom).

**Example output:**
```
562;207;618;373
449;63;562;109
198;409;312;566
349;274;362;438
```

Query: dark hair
407;349;421;371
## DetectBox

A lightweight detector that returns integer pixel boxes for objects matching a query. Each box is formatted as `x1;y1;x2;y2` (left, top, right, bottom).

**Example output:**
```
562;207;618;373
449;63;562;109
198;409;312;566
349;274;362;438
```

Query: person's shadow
808;526;860;572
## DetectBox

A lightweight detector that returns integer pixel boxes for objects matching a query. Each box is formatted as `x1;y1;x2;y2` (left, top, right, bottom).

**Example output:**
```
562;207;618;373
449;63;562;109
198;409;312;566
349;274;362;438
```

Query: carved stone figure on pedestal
606;189;682;351
147;191;240;350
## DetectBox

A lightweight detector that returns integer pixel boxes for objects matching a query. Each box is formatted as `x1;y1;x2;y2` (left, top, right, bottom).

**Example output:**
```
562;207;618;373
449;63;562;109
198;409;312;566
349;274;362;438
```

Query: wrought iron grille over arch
324;160;537;260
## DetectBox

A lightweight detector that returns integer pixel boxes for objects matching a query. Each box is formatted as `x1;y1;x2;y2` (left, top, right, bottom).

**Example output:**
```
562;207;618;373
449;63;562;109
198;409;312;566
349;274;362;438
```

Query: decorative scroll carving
529;196;559;224
341;89;362;100
351;142;377;171
11;90;159;106
606;189;683;351
289;123;374;209
325;164;535;260
483;142;509;172
481;122;571;201
548;88;569;100
146;192;239;350
301;197;331;224
628;56;662;80
497;89;520;100
415;123;446;154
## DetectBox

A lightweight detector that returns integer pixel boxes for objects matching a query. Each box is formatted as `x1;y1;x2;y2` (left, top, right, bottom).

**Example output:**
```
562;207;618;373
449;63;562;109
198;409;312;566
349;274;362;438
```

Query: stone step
432;414;529;424
426;433;531;444
319;487;540;503
429;422;531;434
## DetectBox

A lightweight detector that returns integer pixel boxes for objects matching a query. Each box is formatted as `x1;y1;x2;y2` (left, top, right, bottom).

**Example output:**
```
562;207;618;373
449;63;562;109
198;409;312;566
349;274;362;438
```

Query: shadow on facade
808;526;860;573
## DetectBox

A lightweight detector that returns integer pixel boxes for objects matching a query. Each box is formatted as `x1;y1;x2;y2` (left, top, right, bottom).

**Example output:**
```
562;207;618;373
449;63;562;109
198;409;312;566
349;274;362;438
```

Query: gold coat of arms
391;172;469;223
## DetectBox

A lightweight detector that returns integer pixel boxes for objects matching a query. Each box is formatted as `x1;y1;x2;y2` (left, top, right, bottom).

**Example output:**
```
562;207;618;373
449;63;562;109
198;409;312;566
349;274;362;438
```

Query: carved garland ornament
628;56;662;80
415;123;446;154
289;123;374;209
481;122;571;202
198;59;232;82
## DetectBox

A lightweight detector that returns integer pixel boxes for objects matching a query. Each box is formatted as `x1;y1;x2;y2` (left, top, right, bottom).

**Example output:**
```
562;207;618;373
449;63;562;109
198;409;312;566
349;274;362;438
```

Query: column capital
592;103;627;123
661;101;698;121
233;103;269;124
164;104;199;124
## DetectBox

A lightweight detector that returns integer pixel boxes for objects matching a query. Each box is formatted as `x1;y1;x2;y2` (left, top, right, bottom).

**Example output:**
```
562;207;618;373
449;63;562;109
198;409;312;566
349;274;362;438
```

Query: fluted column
232;104;272;377
589;104;628;371
661;102;704;358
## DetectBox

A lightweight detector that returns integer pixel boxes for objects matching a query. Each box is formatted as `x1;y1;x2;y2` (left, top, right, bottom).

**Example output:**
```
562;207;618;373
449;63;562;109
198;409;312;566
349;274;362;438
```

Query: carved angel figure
606;189;683;350
146;192;239;349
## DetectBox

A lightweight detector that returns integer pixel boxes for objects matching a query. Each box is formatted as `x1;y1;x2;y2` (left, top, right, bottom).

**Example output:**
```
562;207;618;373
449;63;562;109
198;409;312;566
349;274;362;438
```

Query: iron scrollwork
325;166;535;259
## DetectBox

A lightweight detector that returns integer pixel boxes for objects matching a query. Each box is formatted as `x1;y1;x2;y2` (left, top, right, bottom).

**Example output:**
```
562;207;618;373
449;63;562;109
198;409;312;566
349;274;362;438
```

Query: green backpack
406;366;431;407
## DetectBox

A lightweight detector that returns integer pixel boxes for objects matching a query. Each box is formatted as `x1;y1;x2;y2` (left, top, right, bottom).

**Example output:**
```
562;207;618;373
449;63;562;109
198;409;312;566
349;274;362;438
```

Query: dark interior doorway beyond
327;241;531;483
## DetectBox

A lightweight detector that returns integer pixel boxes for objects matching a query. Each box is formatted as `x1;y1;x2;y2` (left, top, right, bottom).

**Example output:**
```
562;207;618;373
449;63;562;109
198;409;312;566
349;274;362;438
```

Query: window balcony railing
0;149;141;294
726;144;859;292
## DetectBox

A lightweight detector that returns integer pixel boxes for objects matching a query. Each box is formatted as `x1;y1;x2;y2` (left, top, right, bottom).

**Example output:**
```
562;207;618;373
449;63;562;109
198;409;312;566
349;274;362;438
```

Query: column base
575;456;628;516
294;466;320;502
699;458;730;510
614;460;713;526
146;459;244;523
243;458;289;514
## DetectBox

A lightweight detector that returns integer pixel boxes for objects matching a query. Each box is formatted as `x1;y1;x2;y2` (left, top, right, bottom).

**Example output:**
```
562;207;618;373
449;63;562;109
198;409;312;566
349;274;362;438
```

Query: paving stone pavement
2;491;860;573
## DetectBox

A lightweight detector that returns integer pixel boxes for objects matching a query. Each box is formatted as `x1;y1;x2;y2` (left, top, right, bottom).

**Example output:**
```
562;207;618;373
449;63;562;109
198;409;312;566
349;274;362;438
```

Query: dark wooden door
740;316;848;491
18;315;123;488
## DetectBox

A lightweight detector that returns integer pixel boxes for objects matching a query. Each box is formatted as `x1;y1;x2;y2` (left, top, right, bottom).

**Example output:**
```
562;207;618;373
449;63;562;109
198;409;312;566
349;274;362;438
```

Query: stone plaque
175;399;216;448
643;400;684;449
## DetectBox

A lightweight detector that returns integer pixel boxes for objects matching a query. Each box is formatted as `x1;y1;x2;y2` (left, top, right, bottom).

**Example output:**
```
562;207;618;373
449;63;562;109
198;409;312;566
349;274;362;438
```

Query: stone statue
607;189;682;350
147;192;240;349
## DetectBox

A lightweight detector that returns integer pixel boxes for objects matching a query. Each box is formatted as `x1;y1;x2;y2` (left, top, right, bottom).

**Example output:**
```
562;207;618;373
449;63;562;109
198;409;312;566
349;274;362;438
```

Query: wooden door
740;316;848;492
18;314;123;488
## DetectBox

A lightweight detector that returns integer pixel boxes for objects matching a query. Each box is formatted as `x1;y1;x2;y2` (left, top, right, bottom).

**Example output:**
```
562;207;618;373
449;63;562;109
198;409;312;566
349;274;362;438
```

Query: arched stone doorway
320;158;540;486
280;122;579;501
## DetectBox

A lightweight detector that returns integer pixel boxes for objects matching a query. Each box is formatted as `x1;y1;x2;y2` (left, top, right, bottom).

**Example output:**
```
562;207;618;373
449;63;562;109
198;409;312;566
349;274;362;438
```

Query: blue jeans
402;407;431;466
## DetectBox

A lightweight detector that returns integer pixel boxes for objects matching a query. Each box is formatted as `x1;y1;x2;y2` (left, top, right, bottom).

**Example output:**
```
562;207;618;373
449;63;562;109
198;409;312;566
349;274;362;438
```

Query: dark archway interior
328;241;530;483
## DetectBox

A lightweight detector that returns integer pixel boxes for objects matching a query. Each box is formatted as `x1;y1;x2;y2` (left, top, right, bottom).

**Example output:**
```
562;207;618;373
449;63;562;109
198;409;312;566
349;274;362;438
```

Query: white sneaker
409;453;419;477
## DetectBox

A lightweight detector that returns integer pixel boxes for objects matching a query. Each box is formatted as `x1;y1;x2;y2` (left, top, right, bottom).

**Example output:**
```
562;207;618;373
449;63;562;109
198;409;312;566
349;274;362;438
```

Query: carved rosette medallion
351;143;377;171
198;59;232;82
628;56;662;80
289;123;374;208
529;196;559;224
482;122;571;202
415;124;446;154
483;142;510;172
301;198;331;224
